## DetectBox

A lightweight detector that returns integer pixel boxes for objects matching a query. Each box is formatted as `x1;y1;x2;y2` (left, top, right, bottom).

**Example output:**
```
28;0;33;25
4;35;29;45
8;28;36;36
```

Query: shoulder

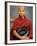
25;16;32;24
14;17;20;23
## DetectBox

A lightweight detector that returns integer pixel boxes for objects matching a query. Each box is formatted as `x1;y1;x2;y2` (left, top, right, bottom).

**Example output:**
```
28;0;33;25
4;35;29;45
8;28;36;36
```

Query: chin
19;14;24;16
20;15;24;17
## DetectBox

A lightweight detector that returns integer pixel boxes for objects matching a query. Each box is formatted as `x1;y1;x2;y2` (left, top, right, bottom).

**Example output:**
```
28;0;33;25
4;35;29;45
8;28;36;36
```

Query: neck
19;15;25;19
21;16;24;19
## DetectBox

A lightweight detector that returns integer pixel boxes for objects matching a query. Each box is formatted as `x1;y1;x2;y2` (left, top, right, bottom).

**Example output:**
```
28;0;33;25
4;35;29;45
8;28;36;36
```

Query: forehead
18;6;25;10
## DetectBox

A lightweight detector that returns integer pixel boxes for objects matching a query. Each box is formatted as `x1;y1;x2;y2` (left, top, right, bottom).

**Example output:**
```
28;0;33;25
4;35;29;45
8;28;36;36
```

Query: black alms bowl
16;27;29;36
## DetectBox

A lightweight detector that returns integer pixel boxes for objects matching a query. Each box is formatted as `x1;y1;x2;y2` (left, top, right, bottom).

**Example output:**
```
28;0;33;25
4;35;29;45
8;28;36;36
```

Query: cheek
18;12;21;15
21;12;25;15
19;12;24;14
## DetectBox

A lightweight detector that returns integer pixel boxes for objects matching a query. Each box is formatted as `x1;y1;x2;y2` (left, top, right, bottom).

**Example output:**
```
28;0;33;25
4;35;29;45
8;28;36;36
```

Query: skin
13;7;29;40
17;6;26;17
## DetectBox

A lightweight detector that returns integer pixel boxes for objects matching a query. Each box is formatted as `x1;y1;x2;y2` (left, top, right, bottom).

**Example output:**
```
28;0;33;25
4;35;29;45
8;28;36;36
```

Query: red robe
11;16;33;40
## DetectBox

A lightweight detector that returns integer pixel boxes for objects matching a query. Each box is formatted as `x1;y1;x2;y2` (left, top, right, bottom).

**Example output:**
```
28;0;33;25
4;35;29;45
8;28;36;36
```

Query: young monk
10;6;33;40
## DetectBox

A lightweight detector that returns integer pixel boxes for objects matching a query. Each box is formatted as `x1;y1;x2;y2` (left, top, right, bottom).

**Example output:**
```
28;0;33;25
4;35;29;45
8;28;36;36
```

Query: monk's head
17;6;26;17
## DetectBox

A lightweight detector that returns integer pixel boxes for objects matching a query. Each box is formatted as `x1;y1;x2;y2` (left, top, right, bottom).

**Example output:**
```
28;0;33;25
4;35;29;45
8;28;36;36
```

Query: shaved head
17;6;26;16
17;6;26;11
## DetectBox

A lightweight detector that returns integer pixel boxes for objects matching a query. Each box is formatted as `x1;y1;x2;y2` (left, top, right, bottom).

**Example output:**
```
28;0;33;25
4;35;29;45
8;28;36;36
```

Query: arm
28;21;32;39
13;30;25;40
13;30;29;40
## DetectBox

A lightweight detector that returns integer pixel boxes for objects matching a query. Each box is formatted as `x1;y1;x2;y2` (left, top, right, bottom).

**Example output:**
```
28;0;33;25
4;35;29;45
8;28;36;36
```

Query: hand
20;36;29;40
20;36;25;40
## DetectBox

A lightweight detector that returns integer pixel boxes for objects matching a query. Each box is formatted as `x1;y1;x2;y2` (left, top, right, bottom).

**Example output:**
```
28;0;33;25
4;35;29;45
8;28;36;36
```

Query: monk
10;6;33;40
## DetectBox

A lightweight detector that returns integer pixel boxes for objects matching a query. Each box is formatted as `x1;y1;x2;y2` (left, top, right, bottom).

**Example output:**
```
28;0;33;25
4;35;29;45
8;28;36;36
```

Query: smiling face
17;6;26;17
